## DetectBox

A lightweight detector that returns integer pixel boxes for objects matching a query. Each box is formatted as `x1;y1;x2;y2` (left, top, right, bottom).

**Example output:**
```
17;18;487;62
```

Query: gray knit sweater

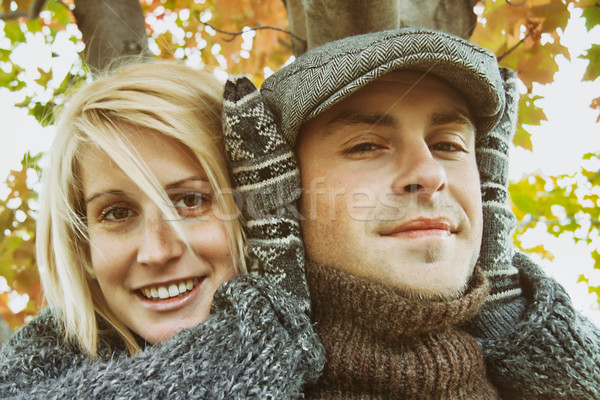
0;275;325;399
476;251;600;399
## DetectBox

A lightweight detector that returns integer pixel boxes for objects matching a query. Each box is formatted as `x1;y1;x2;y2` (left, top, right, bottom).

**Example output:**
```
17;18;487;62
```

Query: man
223;28;600;398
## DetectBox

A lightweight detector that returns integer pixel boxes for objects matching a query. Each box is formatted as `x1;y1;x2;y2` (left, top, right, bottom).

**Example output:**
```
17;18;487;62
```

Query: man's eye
431;142;466;152
344;142;383;154
101;207;135;221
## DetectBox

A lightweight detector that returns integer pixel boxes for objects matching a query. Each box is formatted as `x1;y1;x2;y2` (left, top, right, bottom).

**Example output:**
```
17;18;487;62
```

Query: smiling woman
0;62;324;398
81;128;237;344
37;61;245;355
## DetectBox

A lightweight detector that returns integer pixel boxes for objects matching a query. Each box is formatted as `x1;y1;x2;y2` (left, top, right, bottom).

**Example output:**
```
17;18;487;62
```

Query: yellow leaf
35;67;52;87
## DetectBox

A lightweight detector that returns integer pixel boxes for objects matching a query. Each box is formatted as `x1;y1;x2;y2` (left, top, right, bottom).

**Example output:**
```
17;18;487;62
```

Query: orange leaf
591;97;600;123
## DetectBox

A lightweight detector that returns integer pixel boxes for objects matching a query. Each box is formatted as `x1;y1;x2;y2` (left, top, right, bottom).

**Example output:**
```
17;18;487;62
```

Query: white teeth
168;284;179;297
140;278;200;301
158;287;169;299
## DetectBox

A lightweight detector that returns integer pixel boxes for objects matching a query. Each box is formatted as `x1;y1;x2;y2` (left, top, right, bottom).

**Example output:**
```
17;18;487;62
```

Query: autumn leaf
523;244;555;261
513;93;547;150
592;249;600;268
590;97;600;122
3;20;26;43
581;44;600;81
518;45;560;88
34;67;53;87
580;0;600;30
578;274;590;284
513;125;533;150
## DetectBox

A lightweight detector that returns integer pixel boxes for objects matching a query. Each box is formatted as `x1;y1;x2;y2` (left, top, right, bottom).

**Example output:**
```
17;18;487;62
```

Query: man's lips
380;218;456;237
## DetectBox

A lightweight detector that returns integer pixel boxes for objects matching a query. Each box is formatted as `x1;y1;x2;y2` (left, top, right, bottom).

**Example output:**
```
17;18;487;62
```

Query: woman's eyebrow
322;110;397;137
164;176;208;190
86;177;208;204
85;190;126;205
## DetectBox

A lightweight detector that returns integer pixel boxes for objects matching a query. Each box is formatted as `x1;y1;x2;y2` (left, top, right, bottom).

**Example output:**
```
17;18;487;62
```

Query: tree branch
199;20;306;45
505;0;528;6
30;0;48;18
497;37;526;62
0;11;29;20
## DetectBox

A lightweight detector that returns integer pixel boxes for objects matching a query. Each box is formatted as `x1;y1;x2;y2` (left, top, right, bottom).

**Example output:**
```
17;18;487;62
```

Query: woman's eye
173;193;210;213
344;142;383;154
101;207;135;222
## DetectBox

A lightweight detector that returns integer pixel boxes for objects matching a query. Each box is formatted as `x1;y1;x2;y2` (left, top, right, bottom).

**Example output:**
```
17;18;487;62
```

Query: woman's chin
139;317;209;344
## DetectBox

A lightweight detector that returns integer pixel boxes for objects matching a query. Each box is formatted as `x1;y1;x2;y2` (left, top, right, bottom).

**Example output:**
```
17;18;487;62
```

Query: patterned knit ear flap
222;76;310;312
468;68;527;339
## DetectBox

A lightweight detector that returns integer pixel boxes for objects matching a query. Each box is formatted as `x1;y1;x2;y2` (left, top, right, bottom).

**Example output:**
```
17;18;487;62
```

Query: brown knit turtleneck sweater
304;260;499;399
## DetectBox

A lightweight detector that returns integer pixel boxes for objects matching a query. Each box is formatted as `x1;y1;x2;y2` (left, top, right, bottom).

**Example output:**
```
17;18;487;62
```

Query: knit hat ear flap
468;68;527;338
222;76;311;312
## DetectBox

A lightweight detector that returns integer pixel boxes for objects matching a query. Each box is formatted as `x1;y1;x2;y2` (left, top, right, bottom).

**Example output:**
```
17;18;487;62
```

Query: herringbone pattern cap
261;27;505;146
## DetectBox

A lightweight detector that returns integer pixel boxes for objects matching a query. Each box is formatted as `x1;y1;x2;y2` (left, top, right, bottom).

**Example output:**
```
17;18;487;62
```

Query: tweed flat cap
261;27;505;146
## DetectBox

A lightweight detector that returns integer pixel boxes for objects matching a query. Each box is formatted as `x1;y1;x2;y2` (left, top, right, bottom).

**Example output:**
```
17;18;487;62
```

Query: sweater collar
304;260;498;399
306;260;489;343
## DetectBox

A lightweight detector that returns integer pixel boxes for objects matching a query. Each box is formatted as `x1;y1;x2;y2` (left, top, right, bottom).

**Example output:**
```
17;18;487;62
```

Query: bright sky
1;9;599;324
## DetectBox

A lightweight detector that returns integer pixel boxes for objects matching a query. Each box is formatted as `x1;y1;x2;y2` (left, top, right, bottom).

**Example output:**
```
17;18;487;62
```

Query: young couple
1;27;598;399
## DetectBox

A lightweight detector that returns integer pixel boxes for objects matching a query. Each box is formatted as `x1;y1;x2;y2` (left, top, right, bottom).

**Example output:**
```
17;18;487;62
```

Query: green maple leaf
514;124;533;151
581;3;600;30
580;44;600;82
3;21;26;44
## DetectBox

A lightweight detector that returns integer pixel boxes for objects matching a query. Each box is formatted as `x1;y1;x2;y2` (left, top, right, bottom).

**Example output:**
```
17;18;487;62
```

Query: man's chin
393;283;470;301
384;268;472;301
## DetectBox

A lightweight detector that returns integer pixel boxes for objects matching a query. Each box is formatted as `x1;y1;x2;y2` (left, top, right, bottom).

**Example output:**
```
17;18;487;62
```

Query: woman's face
82;128;236;343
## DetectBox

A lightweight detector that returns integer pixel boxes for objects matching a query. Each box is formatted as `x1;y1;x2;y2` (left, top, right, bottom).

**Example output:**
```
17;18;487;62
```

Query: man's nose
391;142;447;195
137;212;184;267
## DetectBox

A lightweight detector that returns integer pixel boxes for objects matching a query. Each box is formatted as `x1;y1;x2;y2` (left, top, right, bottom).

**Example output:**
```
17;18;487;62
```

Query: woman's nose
136;212;184;267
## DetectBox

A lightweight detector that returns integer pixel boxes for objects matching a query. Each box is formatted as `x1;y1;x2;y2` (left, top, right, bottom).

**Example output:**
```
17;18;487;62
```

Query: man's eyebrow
322;110;397;137
429;109;475;129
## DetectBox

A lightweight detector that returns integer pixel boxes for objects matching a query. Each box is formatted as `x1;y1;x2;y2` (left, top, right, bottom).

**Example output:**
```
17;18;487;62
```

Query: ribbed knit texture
304;259;499;399
481;251;600;399
0;275;325;399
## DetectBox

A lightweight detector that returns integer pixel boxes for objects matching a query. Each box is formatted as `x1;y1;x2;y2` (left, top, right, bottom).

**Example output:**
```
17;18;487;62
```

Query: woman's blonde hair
36;61;246;357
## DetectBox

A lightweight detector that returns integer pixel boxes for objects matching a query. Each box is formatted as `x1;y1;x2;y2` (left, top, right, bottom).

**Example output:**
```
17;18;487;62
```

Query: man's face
296;71;483;299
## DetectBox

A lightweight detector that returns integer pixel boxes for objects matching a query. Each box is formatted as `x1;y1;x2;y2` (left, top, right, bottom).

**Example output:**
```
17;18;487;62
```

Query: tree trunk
0;316;11;347
283;0;479;56
72;0;151;73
